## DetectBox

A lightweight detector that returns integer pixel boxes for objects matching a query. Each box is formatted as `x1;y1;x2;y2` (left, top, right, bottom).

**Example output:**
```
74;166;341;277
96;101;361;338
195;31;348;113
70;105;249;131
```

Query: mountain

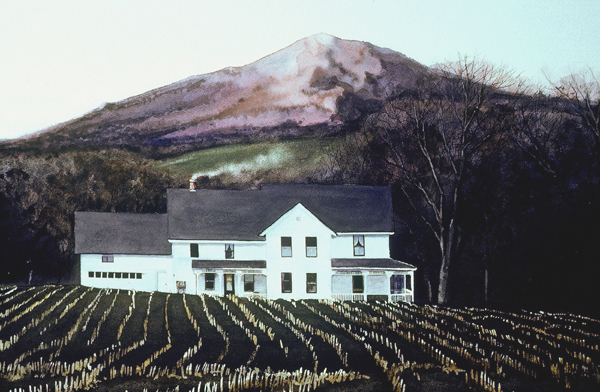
2;33;430;157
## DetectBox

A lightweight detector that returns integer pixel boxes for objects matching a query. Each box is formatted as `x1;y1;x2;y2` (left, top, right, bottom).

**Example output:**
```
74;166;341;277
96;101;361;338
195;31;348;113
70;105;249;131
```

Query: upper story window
353;235;365;256
281;237;292;257
281;272;292;293
225;244;234;259
190;244;199;258
305;237;317;257
102;255;114;263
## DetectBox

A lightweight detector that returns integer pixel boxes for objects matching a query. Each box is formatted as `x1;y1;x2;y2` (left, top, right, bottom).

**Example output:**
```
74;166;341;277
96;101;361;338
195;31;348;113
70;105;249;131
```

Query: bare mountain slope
3;33;429;156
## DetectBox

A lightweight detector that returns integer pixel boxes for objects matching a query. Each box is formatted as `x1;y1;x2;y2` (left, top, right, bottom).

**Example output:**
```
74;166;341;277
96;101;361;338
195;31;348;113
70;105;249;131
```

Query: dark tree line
323;60;600;314
0;151;184;284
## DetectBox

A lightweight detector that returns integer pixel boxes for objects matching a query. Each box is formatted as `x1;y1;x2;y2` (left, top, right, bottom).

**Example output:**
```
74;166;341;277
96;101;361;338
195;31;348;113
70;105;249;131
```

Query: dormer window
281;237;292;257
225;244;234;259
305;237;317;257
102;255;114;263
353;235;365;256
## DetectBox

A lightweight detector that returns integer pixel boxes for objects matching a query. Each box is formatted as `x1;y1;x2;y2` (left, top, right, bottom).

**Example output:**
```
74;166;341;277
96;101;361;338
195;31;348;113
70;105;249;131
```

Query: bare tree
554;69;600;155
509;92;569;192
370;56;521;304
319;127;380;185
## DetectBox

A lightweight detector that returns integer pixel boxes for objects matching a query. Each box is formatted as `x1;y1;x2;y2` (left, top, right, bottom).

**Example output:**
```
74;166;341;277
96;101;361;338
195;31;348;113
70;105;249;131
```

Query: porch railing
331;292;413;302
331;294;366;301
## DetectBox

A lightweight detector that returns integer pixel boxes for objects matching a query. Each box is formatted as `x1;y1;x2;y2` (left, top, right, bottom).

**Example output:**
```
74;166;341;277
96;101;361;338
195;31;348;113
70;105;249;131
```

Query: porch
331;270;414;302
191;260;267;297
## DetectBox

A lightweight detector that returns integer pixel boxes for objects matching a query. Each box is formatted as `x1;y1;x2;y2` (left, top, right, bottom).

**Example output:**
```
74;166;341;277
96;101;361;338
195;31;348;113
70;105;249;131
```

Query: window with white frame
281;272;292;293
102;255;114;263
390;275;406;294
305;237;317;257
352;275;364;293
353;235;365;256
281;237;292;257
225;244;234;259
306;273;317;293
190;243;199;258
205;273;215;290
244;274;255;292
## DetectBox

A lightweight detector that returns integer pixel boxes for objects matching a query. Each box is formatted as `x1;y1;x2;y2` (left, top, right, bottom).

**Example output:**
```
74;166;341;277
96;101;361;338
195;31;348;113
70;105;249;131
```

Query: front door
224;274;235;295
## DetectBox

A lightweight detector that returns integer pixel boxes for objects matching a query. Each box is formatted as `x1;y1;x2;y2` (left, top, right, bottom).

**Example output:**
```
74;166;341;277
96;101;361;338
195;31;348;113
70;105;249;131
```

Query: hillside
156;137;340;184
1;33;429;157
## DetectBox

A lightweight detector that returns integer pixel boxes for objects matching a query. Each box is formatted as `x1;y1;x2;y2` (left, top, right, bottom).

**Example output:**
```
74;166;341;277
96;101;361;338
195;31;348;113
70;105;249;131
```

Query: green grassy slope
155;137;340;183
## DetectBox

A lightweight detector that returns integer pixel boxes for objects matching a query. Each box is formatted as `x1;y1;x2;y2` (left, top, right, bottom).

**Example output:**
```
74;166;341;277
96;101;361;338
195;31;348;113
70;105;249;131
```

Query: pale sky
1;0;598;140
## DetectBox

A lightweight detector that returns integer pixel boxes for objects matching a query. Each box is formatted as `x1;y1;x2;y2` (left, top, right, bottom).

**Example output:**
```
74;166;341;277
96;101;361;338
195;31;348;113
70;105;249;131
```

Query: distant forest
1;57;598;315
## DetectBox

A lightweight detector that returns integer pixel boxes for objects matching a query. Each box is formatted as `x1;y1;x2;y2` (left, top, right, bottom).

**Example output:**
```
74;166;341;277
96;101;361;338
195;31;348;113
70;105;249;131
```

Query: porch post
385;271;392;301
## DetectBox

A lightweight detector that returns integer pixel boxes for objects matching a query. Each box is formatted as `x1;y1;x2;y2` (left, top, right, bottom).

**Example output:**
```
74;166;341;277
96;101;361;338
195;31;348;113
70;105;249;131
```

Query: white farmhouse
75;184;416;301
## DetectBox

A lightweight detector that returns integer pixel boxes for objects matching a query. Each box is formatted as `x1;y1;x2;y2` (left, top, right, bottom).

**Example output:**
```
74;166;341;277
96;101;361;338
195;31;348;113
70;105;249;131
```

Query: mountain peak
5;34;429;155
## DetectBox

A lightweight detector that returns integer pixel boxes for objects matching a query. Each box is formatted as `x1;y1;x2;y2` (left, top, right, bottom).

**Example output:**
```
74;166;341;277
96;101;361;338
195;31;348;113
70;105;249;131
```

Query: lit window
205;273;215;290
353;235;365;256
352;275;364;293
244;274;255;292
305;237;317;257
89;271;94;278
306;273;317;293
281;272;292;293
102;255;114;263
225;244;234;259
190;244;199;258
281;237;292;257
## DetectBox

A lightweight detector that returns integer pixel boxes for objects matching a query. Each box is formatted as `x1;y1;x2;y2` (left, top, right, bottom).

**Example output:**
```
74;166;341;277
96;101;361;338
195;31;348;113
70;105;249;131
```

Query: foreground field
0;286;599;392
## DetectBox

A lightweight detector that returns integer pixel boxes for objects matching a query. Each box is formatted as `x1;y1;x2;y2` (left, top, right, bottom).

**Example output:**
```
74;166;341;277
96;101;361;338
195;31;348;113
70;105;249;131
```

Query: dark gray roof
75;212;171;255
168;184;393;241
192;260;266;269
332;258;416;270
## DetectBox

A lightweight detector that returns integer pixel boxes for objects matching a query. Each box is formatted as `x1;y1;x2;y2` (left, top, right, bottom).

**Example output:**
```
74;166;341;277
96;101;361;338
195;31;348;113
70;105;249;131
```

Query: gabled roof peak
259;202;336;236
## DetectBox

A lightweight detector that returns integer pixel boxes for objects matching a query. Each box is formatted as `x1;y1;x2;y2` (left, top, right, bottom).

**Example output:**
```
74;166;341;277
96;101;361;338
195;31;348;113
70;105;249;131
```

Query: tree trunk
423;269;433;303
484;268;489;303
437;219;456;305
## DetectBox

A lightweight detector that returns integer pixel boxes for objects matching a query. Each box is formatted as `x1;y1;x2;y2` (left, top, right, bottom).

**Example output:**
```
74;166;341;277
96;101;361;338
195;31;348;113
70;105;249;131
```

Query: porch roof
331;258;416;270
192;260;266;269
